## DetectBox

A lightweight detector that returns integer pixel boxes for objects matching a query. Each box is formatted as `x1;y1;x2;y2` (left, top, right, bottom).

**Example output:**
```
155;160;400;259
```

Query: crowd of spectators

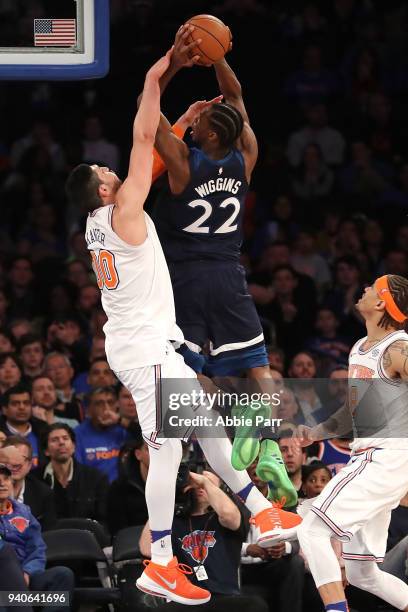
1;0;408;611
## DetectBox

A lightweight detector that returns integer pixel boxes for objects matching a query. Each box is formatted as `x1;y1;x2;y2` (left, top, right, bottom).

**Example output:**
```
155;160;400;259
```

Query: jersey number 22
182;197;240;234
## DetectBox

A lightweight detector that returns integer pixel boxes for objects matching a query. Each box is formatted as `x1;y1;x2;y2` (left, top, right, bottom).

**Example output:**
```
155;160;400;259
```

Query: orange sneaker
250;501;302;547
136;556;211;605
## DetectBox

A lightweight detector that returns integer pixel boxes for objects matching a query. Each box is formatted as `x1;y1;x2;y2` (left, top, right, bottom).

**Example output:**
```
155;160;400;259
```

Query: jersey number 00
91;250;119;290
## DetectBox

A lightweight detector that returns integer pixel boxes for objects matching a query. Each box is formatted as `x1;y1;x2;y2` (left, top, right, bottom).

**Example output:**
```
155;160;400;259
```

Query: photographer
139;467;267;612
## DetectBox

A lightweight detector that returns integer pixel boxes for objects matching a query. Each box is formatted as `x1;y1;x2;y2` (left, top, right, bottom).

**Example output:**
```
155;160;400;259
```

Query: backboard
0;0;109;80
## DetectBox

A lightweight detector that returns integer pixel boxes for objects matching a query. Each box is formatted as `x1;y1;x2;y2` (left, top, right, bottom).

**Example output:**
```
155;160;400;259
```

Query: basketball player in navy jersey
153;25;269;381
149;26;298;503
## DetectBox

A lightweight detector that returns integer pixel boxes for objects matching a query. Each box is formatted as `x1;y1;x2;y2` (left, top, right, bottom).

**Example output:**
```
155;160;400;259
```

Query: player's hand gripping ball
184;14;232;66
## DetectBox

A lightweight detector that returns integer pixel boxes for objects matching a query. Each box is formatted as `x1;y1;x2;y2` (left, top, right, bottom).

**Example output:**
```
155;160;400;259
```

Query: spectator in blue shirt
0;464;74;612
74;386;129;482
0;384;48;468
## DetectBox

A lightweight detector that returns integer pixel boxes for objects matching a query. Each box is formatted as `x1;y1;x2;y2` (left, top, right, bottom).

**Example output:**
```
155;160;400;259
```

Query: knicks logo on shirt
9;516;29;533
180;530;216;563
348;364;375;379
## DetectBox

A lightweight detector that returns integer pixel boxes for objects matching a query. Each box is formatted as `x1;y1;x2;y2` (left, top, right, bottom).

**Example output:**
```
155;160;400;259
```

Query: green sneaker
256;439;298;507
230;401;271;471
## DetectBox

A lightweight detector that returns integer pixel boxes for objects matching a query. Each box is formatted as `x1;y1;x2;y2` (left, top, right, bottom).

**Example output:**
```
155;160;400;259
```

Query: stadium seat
43;528;121;607
55;517;111;548
112;525;144;563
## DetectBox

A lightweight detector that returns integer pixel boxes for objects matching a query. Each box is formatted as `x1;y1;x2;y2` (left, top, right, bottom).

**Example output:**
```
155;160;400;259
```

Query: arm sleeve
152;123;186;183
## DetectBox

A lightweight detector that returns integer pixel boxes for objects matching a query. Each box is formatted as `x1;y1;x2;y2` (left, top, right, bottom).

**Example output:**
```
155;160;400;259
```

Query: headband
374;276;407;323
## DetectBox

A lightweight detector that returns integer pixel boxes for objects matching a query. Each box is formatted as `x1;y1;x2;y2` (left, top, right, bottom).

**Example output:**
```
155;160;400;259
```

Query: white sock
146;438;182;566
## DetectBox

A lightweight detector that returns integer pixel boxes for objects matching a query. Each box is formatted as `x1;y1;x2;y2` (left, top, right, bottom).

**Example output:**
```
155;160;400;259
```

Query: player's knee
297;511;332;551
345;559;378;589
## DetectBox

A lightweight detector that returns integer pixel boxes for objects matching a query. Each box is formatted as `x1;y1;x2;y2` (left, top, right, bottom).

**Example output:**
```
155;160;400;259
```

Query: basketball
184;14;232;66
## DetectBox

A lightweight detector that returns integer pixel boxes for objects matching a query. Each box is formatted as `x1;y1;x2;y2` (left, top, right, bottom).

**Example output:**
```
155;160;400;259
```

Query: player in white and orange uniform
66;34;300;607
286;274;408;612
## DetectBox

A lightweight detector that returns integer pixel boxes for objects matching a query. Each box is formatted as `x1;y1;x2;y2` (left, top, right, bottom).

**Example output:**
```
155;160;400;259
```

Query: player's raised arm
114;49;173;219
213;59;258;179
153;25;204;193
152;96;223;183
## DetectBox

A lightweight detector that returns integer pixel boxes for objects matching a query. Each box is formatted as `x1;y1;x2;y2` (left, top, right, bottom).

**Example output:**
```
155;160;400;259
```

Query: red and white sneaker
136;556;211;605
251;500;302;547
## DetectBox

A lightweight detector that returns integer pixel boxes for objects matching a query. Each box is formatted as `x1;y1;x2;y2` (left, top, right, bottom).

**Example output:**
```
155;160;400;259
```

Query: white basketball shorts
114;342;202;449
311;447;408;562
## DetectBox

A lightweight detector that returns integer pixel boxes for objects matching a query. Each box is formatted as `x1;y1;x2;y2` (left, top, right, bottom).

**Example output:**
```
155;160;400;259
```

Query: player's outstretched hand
182;95;224;126
146;47;174;80
171;24;201;69
293;424;316;447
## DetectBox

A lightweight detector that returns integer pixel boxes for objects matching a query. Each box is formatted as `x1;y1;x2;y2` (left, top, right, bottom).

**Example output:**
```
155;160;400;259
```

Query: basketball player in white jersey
282;274;408;612
65;48;301;605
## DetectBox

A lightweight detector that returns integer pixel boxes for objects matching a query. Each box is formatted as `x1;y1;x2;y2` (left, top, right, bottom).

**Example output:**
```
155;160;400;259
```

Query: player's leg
297;449;408;611
205;263;296;504
345;556;408;610
114;365;210;605
168;261;209;371
195;432;302;544
342;509;408;610
296;510;347;609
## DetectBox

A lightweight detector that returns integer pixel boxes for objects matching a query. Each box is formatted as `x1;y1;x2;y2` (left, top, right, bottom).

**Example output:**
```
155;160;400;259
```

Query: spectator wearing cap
18;333;45;380
31;375;79;429
39;423;109;524
0;384;48;468
0;463;74;612
43;352;84;423
2;435;56;531
74;387;129;482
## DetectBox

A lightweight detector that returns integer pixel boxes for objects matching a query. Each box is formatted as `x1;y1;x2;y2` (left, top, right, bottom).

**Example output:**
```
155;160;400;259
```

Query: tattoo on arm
386;340;408;379
382;348;392;370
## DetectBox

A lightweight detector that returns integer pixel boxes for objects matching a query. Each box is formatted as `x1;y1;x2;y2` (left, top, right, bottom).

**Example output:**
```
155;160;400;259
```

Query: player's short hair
65;163;102;210
379;274;408;332
208;103;244;148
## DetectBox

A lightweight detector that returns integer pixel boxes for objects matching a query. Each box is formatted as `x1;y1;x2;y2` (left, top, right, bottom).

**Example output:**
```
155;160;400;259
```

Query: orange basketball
184;14;232;66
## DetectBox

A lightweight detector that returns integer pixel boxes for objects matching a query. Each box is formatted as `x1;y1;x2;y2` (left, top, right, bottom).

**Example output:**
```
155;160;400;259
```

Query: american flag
34;19;76;47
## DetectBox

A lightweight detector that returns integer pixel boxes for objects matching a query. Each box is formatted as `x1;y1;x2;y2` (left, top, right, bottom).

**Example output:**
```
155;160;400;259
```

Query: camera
174;461;205;518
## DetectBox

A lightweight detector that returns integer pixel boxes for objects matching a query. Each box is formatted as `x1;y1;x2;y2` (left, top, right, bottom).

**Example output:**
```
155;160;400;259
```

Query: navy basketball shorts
169;260;268;376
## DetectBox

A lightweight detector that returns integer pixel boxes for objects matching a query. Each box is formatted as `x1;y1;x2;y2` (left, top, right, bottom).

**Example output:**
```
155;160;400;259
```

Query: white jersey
85;205;183;371
348;330;408;451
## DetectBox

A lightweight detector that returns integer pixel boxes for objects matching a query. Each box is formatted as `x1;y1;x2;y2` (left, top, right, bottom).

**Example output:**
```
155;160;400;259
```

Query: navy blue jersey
154;147;248;262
